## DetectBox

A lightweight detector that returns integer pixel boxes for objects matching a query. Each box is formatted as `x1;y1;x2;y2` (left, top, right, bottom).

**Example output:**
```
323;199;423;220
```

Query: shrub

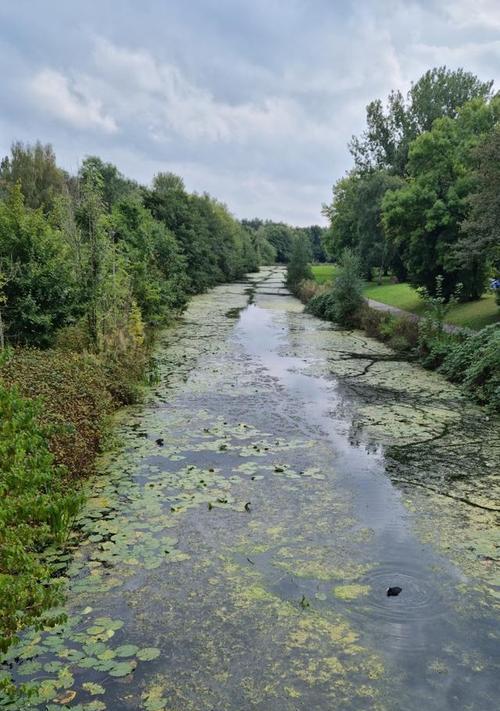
0;349;114;477
286;237;313;292
418;333;456;370
305;290;338;321
380;314;419;353
296;278;320;304
360;304;392;339
0;383;81;659
328;249;365;327
439;324;500;409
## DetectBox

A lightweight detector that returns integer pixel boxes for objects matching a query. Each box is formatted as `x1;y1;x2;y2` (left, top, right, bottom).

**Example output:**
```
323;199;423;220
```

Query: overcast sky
0;0;499;225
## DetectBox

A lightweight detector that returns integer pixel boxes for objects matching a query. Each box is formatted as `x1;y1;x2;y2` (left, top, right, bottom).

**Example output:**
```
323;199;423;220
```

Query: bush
439;324;500;409
360;305;391;339
380;314;419;353
286;237;313;292
305;290;338;321
296;279;323;304
0;383;81;659
0;349;114;477
328;249;364;327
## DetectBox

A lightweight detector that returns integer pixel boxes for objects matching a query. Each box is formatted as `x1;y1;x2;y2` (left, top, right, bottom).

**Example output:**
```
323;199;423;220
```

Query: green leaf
137;647;161;661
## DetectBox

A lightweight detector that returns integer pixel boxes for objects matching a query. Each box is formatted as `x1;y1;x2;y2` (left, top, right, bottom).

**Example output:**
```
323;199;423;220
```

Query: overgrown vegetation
0;382;81;657
301;273;499;412
323;66;500;305
306;249;364;327
0;141;271;661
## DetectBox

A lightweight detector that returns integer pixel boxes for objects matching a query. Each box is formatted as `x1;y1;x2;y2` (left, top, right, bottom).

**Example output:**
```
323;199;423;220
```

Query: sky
0;0;499;226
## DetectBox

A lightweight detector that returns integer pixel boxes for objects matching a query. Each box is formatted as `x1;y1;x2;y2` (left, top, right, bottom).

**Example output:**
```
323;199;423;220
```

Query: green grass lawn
311;263;339;284
311;264;499;331
363;281;425;314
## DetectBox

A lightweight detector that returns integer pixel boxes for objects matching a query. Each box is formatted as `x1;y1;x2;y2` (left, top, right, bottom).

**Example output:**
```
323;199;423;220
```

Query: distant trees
325;66;499;304
242;219;327;264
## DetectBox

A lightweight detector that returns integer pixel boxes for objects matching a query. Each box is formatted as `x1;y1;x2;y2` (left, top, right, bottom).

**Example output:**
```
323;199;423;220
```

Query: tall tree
0;184;76;345
0;142;66;212
460;125;500;274
382;97;500;299
323;170;405;280
350;67;493;175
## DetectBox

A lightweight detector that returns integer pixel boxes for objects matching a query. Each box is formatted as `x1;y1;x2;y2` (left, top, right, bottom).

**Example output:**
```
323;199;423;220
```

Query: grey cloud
0;0;498;225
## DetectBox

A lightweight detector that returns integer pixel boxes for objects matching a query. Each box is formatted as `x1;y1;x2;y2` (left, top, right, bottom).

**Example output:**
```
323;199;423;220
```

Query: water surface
2;267;499;710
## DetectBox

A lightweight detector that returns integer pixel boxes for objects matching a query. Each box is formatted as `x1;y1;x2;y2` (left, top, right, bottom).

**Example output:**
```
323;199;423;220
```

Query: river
2;266;499;710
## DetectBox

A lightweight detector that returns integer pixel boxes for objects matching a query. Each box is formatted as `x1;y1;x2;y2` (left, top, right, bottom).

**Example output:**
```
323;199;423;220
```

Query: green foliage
305;290;338;321
328;249;365;327
0;349;114;477
0;382;81;655
306;250;364;327
439;324;500;409
0;141;66;212
255;222;294;263
382;98;500;300
417;275;463;333
145;173;256;292
110;195;188;325
323;170;405;280
0;183;77;346
286;236;312;291
461;125;500;273
350;66;493;175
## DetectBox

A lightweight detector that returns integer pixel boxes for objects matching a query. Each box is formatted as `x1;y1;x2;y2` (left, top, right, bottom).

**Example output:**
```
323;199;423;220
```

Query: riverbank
301;275;499;412
311;264;499;331
1;267;498;710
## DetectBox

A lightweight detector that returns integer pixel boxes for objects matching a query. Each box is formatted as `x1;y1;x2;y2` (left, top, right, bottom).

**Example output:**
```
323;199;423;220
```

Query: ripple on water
355;561;450;651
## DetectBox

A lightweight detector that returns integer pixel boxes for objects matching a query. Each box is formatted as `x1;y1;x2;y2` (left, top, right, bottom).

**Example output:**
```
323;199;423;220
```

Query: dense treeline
287;66;499;414
0;142;271;668
0;144;269;350
323;67;500;301
242;218;327;264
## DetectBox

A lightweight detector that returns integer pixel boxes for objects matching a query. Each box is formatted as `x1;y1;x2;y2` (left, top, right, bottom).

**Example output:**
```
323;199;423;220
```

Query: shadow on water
2;267;498;710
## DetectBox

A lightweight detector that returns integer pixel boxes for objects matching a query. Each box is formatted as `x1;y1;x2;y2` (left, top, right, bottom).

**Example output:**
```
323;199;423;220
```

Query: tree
286;236;312;291
0;183;77;345
329;249;364;326
80;156;138;209
460;124;500;274
0;141;66;212
257;222;294;263
323;170;405;280
382;97;500;299
110;195;188;325
241;219;279;264
306;248;364;327
297;225;327;263
350;67;493;175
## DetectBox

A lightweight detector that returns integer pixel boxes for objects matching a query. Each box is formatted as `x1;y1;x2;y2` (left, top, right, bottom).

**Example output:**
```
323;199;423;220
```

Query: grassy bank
311;264;499;330
0;343;150;666
299;275;499;413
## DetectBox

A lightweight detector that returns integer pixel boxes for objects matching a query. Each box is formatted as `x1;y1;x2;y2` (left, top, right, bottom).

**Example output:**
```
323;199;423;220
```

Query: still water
2;267;499;710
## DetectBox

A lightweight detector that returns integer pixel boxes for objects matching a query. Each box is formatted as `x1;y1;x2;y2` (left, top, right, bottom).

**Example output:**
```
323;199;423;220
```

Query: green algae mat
1;267;499;710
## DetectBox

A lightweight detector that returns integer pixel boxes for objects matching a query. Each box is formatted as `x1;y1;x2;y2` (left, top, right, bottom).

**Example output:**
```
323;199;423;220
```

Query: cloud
29;68;117;133
0;0;498;226
443;0;500;31
92;38;324;145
